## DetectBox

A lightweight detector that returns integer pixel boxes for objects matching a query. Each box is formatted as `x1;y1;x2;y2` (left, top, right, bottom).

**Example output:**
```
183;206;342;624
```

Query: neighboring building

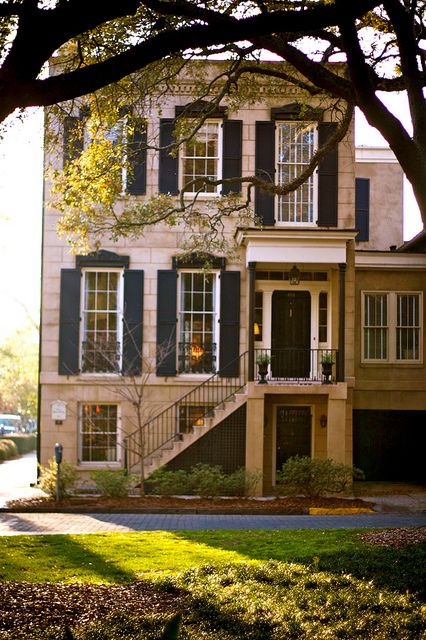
39;64;426;492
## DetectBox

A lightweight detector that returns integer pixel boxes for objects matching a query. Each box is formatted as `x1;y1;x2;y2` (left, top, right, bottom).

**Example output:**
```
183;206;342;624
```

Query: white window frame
181;119;223;197
83;117;128;193
80;268;124;375
78;402;121;466
361;291;423;364
276;121;318;226
177;270;220;374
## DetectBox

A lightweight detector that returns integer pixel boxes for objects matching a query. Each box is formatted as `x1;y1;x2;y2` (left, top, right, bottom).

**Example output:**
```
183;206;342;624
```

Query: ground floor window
79;403;119;463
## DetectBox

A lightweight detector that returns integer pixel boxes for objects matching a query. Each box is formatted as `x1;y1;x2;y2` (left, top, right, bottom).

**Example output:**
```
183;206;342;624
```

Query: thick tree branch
383;0;426;147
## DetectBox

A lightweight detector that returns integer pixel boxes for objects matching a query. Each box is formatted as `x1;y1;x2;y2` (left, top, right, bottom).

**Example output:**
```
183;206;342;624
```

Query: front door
276;406;311;472
271;291;311;378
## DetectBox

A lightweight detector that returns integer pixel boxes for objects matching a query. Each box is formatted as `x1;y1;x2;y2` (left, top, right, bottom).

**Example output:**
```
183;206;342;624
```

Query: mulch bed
4;494;375;514
358;526;426;549
0;581;187;638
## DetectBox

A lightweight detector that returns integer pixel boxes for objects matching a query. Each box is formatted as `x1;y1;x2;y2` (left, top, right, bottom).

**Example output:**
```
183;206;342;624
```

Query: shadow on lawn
173;530;426;599
5;519;134;584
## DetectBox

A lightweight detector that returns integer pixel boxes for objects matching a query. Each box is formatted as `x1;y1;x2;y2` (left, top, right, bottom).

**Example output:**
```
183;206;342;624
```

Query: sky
0;101;423;342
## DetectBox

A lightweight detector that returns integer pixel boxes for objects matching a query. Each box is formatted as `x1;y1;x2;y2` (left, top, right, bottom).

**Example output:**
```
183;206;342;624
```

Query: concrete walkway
0;451;44;508
0;511;425;535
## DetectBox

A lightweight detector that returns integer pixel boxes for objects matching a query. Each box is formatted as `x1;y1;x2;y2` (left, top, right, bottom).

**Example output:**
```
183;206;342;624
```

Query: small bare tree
96;331;175;497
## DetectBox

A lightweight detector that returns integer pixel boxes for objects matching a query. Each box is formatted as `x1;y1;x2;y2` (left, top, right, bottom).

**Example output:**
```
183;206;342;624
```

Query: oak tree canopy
2;1;425;230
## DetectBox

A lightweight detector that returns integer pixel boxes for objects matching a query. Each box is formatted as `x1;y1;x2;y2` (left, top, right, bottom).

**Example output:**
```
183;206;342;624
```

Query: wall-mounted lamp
289;265;301;285
320;414;328;429
253;322;260;336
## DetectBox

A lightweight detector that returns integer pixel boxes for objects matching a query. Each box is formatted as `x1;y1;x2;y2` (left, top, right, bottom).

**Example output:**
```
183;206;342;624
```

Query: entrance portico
238;228;356;494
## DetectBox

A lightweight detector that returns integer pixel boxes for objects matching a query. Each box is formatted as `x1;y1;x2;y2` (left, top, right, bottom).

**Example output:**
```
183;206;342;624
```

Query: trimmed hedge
0;439;19;461
0;433;37;455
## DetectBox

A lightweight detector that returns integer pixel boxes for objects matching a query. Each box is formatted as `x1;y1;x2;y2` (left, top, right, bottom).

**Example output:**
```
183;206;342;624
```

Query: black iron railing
178;341;217;374
81;339;121;373
124;350;248;473
255;348;338;383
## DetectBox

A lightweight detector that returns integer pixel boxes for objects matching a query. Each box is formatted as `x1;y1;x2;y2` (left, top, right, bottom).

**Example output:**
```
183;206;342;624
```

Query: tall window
254;291;263;342
396;294;420;361
179;272;217;373
318;292;328;343
81;270;123;373
363;293;388;360
182;121;222;194
79;404;119;463
362;292;422;362
277;121;317;224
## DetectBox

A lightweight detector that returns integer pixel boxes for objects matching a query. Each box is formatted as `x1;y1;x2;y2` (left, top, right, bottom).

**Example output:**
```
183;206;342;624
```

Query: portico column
337;263;346;382
326;397;347;464
248;261;256;381
245;395;264;495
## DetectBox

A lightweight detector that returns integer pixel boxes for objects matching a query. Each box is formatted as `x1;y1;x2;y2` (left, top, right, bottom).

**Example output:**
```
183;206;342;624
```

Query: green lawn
0;529;425;639
1;528;425;596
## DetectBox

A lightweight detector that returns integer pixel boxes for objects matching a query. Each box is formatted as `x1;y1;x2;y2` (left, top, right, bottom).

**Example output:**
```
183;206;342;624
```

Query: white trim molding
236;228;357;265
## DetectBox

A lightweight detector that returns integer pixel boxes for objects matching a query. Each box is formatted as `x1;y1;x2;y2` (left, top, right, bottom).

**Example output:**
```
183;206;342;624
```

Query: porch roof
235;228;358;266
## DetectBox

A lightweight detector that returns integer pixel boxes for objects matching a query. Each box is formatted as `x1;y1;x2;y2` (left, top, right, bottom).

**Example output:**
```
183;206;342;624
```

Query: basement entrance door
276;406;311;472
271;291;311;378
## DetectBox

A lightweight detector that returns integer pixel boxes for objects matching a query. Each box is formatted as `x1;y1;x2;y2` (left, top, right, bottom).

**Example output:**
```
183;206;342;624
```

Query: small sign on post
54;443;63;501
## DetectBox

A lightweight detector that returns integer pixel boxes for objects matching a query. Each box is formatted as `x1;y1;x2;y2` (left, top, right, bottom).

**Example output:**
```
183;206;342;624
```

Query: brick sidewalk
0;512;425;535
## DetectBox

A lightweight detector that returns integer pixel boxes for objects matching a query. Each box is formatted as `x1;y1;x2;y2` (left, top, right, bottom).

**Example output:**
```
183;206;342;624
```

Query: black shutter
123;270;144;375
222;120;243;195
219;271;240;377
255;121;275;225
317;122;338;227
159;119;179;195
355;177;370;241
58;269;81;375
63;116;83;168
156;270;177;375
127;121;147;195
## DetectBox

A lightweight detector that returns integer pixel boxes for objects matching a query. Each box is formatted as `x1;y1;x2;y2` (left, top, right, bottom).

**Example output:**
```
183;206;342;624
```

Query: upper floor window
81;270;123;373
277;121;317;224
362;292;422;363
181;120;222;195
178;271;218;373
63;113;146;196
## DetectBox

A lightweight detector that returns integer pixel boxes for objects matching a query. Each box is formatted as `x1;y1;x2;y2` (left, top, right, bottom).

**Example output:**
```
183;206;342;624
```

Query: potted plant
256;353;271;384
321;351;334;384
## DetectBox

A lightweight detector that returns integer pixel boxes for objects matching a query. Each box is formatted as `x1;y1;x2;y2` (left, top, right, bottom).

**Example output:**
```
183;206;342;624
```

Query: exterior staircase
124;351;248;476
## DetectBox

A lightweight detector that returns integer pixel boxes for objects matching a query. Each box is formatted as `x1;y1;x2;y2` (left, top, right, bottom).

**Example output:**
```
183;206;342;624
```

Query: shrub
38;458;78;498
221;467;263;497
1;433;36;454
90;468;136;497
148;469;190;496
188;463;226;498
149;465;263;498
0;439;19;461
276;456;364;498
